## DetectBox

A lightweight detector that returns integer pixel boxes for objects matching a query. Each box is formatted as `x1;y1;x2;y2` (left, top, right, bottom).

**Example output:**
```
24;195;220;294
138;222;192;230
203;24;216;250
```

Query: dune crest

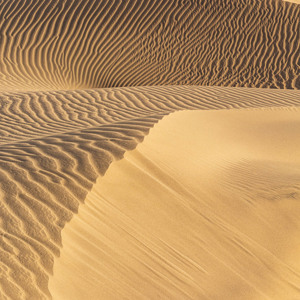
50;109;300;299
0;86;299;299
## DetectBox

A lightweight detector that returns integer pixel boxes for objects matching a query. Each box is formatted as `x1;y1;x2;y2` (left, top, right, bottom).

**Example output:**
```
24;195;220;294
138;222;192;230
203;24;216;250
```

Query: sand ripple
0;0;299;91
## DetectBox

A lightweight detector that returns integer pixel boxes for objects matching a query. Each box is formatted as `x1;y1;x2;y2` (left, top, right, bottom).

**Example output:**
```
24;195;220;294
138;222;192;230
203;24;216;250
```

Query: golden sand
0;0;299;92
0;0;299;299
50;109;300;299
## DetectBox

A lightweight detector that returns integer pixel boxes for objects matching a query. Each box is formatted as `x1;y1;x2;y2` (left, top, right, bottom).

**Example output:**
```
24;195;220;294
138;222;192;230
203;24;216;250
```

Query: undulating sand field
0;0;299;299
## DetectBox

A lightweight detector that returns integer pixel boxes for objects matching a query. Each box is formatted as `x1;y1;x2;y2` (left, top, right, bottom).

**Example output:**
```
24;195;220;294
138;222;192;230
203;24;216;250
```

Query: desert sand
50;108;300;300
0;0;299;299
0;0;299;92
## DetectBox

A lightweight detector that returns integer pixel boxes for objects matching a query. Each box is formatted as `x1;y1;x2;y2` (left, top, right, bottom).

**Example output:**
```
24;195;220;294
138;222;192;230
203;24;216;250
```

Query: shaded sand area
50;108;300;300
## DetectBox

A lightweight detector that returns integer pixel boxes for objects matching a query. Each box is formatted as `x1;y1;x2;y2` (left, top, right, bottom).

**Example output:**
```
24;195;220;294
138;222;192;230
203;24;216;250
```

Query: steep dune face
0;89;164;299
50;109;300;300
0;0;299;92
0;86;299;299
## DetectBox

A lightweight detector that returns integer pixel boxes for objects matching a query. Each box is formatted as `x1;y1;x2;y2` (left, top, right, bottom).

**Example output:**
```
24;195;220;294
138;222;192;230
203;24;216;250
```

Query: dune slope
50;108;300;300
0;86;299;299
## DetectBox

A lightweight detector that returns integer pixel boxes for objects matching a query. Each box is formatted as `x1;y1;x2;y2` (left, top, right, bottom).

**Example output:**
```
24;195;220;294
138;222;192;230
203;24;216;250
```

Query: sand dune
0;0;299;91
0;0;300;299
50;108;300;299
0;86;299;299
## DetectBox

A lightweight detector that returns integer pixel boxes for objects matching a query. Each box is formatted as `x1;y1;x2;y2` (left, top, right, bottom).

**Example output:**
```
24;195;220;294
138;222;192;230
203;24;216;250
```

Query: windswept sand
50;108;300;299
0;0;299;91
1;86;299;299
0;0;299;299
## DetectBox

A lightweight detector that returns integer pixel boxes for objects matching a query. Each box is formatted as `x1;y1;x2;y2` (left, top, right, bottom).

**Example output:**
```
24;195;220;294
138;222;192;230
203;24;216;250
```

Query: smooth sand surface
50;109;300;300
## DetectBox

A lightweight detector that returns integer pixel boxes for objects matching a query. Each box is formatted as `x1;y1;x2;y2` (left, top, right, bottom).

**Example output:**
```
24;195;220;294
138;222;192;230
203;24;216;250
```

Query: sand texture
0;0;299;299
0;87;299;299
50;108;300;300
0;0;299;91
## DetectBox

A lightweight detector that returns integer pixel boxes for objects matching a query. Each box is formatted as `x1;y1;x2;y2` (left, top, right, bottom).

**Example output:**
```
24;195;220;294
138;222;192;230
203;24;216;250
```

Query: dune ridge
0;86;300;299
50;109;300;300
1;85;300;144
0;0;299;91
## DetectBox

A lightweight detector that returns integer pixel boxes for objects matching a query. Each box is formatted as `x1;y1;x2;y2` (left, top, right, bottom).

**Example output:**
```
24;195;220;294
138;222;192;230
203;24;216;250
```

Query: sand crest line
0;85;299;299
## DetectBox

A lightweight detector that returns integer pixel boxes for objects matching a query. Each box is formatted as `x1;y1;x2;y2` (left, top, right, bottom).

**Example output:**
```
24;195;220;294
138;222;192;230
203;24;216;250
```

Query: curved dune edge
0;86;299;299
50;108;300;300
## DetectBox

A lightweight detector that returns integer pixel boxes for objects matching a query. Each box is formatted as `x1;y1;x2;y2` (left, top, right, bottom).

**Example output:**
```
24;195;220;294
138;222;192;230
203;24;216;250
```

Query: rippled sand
0;0;299;299
0;0;299;91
